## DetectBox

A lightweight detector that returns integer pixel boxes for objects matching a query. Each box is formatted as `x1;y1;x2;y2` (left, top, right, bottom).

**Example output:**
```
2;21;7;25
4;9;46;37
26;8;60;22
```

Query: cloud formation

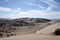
41;0;60;9
0;10;60;19
0;7;21;12
0;7;12;12
23;2;45;9
0;0;60;19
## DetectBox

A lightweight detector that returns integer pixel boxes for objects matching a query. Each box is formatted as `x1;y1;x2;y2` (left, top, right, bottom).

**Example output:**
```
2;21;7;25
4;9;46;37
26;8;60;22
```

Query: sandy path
0;34;60;40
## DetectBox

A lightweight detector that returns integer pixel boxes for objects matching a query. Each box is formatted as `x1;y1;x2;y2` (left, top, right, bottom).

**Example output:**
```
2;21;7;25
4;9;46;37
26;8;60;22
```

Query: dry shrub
54;29;60;35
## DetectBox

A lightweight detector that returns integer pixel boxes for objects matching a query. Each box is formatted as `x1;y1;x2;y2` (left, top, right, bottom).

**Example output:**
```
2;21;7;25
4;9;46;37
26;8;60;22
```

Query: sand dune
36;22;60;35
0;22;60;40
16;23;50;35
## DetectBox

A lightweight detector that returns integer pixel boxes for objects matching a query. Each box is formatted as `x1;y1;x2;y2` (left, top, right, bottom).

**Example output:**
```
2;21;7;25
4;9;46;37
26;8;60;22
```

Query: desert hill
0;18;51;26
0;21;60;40
0;18;51;37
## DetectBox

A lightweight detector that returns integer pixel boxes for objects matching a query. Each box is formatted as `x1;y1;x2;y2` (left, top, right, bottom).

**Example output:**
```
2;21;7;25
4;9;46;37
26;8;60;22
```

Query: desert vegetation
54;29;60;35
0;18;51;37
0;22;16;37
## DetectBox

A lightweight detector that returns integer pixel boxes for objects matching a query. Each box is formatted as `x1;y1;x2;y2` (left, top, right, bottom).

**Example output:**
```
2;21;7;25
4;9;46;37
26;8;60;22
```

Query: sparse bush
0;23;6;27
54;29;60;35
0;33;3;37
10;33;16;36
7;35;10;37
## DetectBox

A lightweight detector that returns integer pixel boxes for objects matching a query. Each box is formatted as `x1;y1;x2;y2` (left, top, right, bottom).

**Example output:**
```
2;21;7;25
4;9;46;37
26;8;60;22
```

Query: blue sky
0;0;60;19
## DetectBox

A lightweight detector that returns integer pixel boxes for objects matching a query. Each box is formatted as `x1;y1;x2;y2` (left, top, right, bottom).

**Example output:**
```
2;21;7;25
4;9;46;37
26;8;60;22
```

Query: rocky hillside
0;18;51;37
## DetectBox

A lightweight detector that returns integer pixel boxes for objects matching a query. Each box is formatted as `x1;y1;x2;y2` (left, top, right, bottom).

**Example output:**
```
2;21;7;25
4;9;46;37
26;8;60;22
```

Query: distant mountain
9;18;50;26
14;18;51;23
0;18;51;27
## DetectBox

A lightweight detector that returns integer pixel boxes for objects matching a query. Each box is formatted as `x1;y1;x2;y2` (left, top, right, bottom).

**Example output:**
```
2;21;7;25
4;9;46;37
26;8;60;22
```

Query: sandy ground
36;22;60;35
0;34;60;40
0;22;60;40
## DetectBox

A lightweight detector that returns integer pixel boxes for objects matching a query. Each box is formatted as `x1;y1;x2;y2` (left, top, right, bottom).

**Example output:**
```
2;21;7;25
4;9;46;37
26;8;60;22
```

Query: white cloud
0;10;44;18
23;1;52;12
1;10;60;19
41;0;60;9
0;7;12;12
13;10;60;19
0;7;59;19
46;6;52;11
23;2;45;9
12;8;21;13
0;7;21;12
41;6;52;12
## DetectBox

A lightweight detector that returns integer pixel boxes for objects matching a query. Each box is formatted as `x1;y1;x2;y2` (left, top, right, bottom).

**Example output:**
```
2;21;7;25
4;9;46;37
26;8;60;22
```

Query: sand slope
36;22;60;35
0;22;60;40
